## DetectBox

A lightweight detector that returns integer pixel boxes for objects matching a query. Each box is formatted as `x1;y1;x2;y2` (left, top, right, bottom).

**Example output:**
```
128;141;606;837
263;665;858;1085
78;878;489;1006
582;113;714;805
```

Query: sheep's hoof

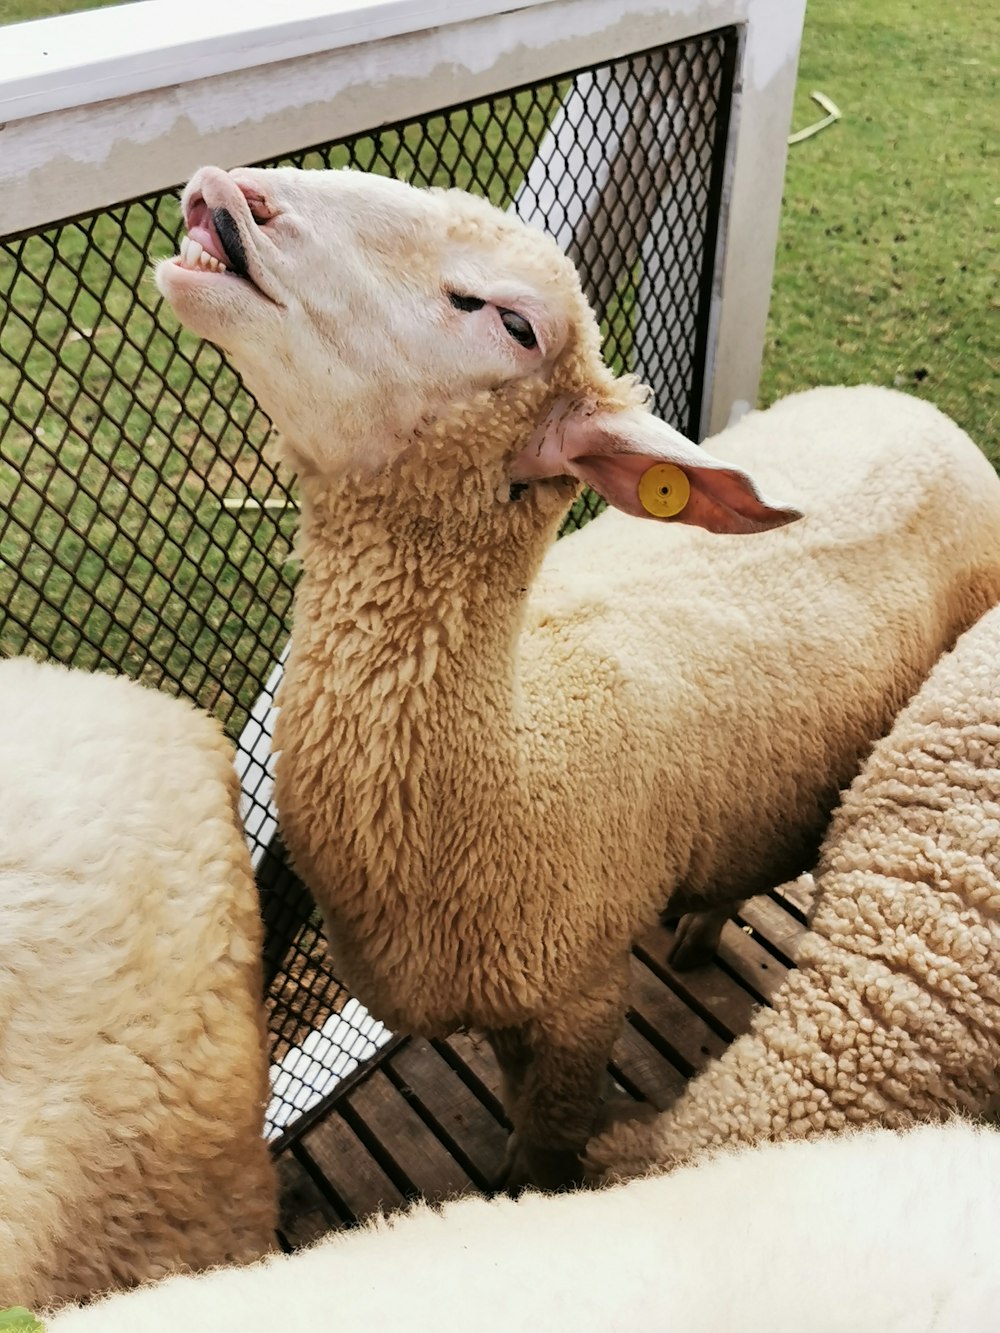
495;1136;585;1195
667;910;726;970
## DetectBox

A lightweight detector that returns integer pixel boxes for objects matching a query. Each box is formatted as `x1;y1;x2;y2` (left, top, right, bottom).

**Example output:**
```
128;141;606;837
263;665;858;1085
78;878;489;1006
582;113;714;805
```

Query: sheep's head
157;166;800;534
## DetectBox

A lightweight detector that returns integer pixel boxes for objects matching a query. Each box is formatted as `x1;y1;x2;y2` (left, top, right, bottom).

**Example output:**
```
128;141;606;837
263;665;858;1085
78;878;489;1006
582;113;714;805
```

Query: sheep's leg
667;903;740;970
486;966;628;1193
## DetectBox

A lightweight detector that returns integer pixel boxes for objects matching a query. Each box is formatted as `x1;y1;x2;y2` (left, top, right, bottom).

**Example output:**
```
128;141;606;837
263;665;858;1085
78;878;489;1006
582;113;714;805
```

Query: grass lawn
760;0;998;462
0;194;297;732
0;0;124;21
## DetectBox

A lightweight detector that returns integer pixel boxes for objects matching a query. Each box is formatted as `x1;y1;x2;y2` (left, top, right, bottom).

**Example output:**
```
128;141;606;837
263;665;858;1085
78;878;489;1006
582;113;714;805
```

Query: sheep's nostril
211;208;249;278
238;186;275;227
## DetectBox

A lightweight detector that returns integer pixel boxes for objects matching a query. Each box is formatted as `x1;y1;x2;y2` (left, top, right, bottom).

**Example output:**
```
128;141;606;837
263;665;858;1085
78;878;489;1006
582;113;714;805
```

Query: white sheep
587;599;1000;1180
157;164;1000;1187
43;1120;1000;1332
0;658;277;1309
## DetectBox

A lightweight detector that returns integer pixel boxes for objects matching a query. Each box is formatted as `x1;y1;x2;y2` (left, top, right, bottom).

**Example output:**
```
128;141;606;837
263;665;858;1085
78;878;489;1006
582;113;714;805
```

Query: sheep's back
0;658;276;1308
809;600;1000;1060
587;604;1000;1180
521;386;1000;908
45;1121;1000;1333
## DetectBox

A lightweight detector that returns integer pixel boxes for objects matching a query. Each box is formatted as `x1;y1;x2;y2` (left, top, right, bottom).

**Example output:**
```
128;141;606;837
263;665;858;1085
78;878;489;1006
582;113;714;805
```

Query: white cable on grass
788;90;841;145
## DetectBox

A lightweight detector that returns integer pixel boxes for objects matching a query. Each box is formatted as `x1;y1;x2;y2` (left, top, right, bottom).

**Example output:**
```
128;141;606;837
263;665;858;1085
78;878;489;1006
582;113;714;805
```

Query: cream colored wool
587;602;1000;1181
157;165;1000;1186
46;1121;1000;1333
0;658;277;1309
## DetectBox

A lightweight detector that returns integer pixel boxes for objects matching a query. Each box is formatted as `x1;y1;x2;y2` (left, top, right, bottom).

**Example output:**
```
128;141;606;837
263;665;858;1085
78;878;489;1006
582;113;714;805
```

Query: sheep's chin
156;262;279;352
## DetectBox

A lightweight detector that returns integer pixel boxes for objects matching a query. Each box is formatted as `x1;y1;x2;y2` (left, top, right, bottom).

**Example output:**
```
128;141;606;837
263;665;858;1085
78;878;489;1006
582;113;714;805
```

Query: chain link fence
0;27;737;1142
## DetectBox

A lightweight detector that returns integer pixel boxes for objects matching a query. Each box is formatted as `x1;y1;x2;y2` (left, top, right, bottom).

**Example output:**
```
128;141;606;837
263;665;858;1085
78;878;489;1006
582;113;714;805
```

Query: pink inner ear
573;451;802;534
512;404;802;535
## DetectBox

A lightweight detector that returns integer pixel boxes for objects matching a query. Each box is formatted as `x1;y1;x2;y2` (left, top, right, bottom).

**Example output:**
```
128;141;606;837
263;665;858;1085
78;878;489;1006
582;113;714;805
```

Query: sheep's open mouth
173;200;265;293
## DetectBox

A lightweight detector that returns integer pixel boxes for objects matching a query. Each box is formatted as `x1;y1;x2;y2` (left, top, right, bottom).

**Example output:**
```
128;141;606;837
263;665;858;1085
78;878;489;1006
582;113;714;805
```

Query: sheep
43;1120;1000;1332
156;163;1000;1188
587;599;1000;1181
0;658;277;1309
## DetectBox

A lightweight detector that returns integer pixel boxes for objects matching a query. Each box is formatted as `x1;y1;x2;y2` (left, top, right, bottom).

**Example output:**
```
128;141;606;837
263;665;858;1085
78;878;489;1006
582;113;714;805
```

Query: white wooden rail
1;0;805;1126
1;0;804;436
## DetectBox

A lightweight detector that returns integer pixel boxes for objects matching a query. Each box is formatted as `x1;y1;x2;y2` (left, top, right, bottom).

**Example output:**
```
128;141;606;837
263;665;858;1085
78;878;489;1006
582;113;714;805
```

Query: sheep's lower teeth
177;235;229;273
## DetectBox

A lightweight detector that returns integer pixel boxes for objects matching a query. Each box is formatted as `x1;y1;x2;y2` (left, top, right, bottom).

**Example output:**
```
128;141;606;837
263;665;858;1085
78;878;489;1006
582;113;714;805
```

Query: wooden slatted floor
274;880;814;1248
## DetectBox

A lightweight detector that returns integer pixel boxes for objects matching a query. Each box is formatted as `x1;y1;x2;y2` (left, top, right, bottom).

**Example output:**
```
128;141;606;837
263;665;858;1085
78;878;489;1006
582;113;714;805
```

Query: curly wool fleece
588;601;1000;1179
0;659;277;1308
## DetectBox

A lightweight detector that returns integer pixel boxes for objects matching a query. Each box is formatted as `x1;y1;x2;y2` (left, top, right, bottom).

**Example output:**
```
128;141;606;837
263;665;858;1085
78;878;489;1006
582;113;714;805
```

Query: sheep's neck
277;479;550;913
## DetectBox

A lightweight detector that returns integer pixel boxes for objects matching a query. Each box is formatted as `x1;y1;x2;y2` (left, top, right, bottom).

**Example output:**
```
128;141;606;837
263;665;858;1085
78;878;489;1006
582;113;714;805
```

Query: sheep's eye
499;308;537;350
448;292;486;312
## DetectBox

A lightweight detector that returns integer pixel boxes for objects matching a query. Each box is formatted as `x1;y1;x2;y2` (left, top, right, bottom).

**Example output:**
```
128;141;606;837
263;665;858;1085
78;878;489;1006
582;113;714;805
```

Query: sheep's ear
513;405;802;534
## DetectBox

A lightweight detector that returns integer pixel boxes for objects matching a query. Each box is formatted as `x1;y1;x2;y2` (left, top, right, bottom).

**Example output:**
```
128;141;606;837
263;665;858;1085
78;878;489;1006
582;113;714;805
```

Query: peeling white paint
3;0;774;235
1;0;564;124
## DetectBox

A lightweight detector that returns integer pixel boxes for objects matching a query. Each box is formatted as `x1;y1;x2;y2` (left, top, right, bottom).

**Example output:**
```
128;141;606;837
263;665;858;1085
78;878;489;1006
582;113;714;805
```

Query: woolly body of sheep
588;601;1000;1180
45;1120;1000;1332
0;659;277;1308
157;165;1000;1187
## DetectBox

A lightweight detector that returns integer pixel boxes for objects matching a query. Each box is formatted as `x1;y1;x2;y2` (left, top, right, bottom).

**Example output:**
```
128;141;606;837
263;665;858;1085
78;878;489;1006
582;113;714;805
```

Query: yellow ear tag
637;463;690;518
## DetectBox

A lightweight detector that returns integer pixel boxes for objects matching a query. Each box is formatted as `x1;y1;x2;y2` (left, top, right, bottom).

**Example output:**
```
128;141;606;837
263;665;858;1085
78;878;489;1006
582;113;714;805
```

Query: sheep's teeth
177;235;228;272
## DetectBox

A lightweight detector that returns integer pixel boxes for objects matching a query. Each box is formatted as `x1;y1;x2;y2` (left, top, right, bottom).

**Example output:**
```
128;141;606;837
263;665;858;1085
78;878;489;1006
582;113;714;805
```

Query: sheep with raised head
0;658;277;1309
157;164;1000;1187
587;600;1000;1181
44;1120;1000;1332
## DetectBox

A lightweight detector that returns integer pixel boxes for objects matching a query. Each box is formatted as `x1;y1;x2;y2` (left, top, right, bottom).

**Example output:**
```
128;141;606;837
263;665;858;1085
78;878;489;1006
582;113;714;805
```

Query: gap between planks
275;901;809;1240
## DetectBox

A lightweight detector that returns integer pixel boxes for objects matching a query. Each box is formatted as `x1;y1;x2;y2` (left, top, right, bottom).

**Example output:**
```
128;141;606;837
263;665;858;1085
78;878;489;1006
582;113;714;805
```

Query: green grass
0;0;125;22
760;0;999;463
0;192;301;732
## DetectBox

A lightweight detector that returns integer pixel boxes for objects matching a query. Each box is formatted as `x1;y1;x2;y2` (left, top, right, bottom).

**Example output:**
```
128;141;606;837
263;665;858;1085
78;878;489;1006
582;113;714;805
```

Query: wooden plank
716;919;791;1005
274;1149;342;1248
636;923;760;1037
344;1069;475;1202
611;1015;687;1110
441;1005;687;1117
627;955;730;1076
738;893;808;965
441;1022;682;1136
437;1031;507;1115
389;1039;508;1189
301;1102;405;1223
774;876;816;919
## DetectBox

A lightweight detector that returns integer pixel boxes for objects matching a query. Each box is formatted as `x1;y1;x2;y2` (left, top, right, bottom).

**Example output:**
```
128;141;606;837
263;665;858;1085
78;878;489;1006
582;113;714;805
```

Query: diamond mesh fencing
0;27;737;1142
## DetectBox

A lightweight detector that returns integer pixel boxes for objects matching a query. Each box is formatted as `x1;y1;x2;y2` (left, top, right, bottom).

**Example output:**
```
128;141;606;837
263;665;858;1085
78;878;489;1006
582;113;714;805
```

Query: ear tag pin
638;463;690;518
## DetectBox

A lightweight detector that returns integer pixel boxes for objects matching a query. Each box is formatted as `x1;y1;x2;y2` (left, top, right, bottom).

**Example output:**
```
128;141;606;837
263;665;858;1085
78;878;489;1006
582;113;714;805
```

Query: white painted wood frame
2;0;804;435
